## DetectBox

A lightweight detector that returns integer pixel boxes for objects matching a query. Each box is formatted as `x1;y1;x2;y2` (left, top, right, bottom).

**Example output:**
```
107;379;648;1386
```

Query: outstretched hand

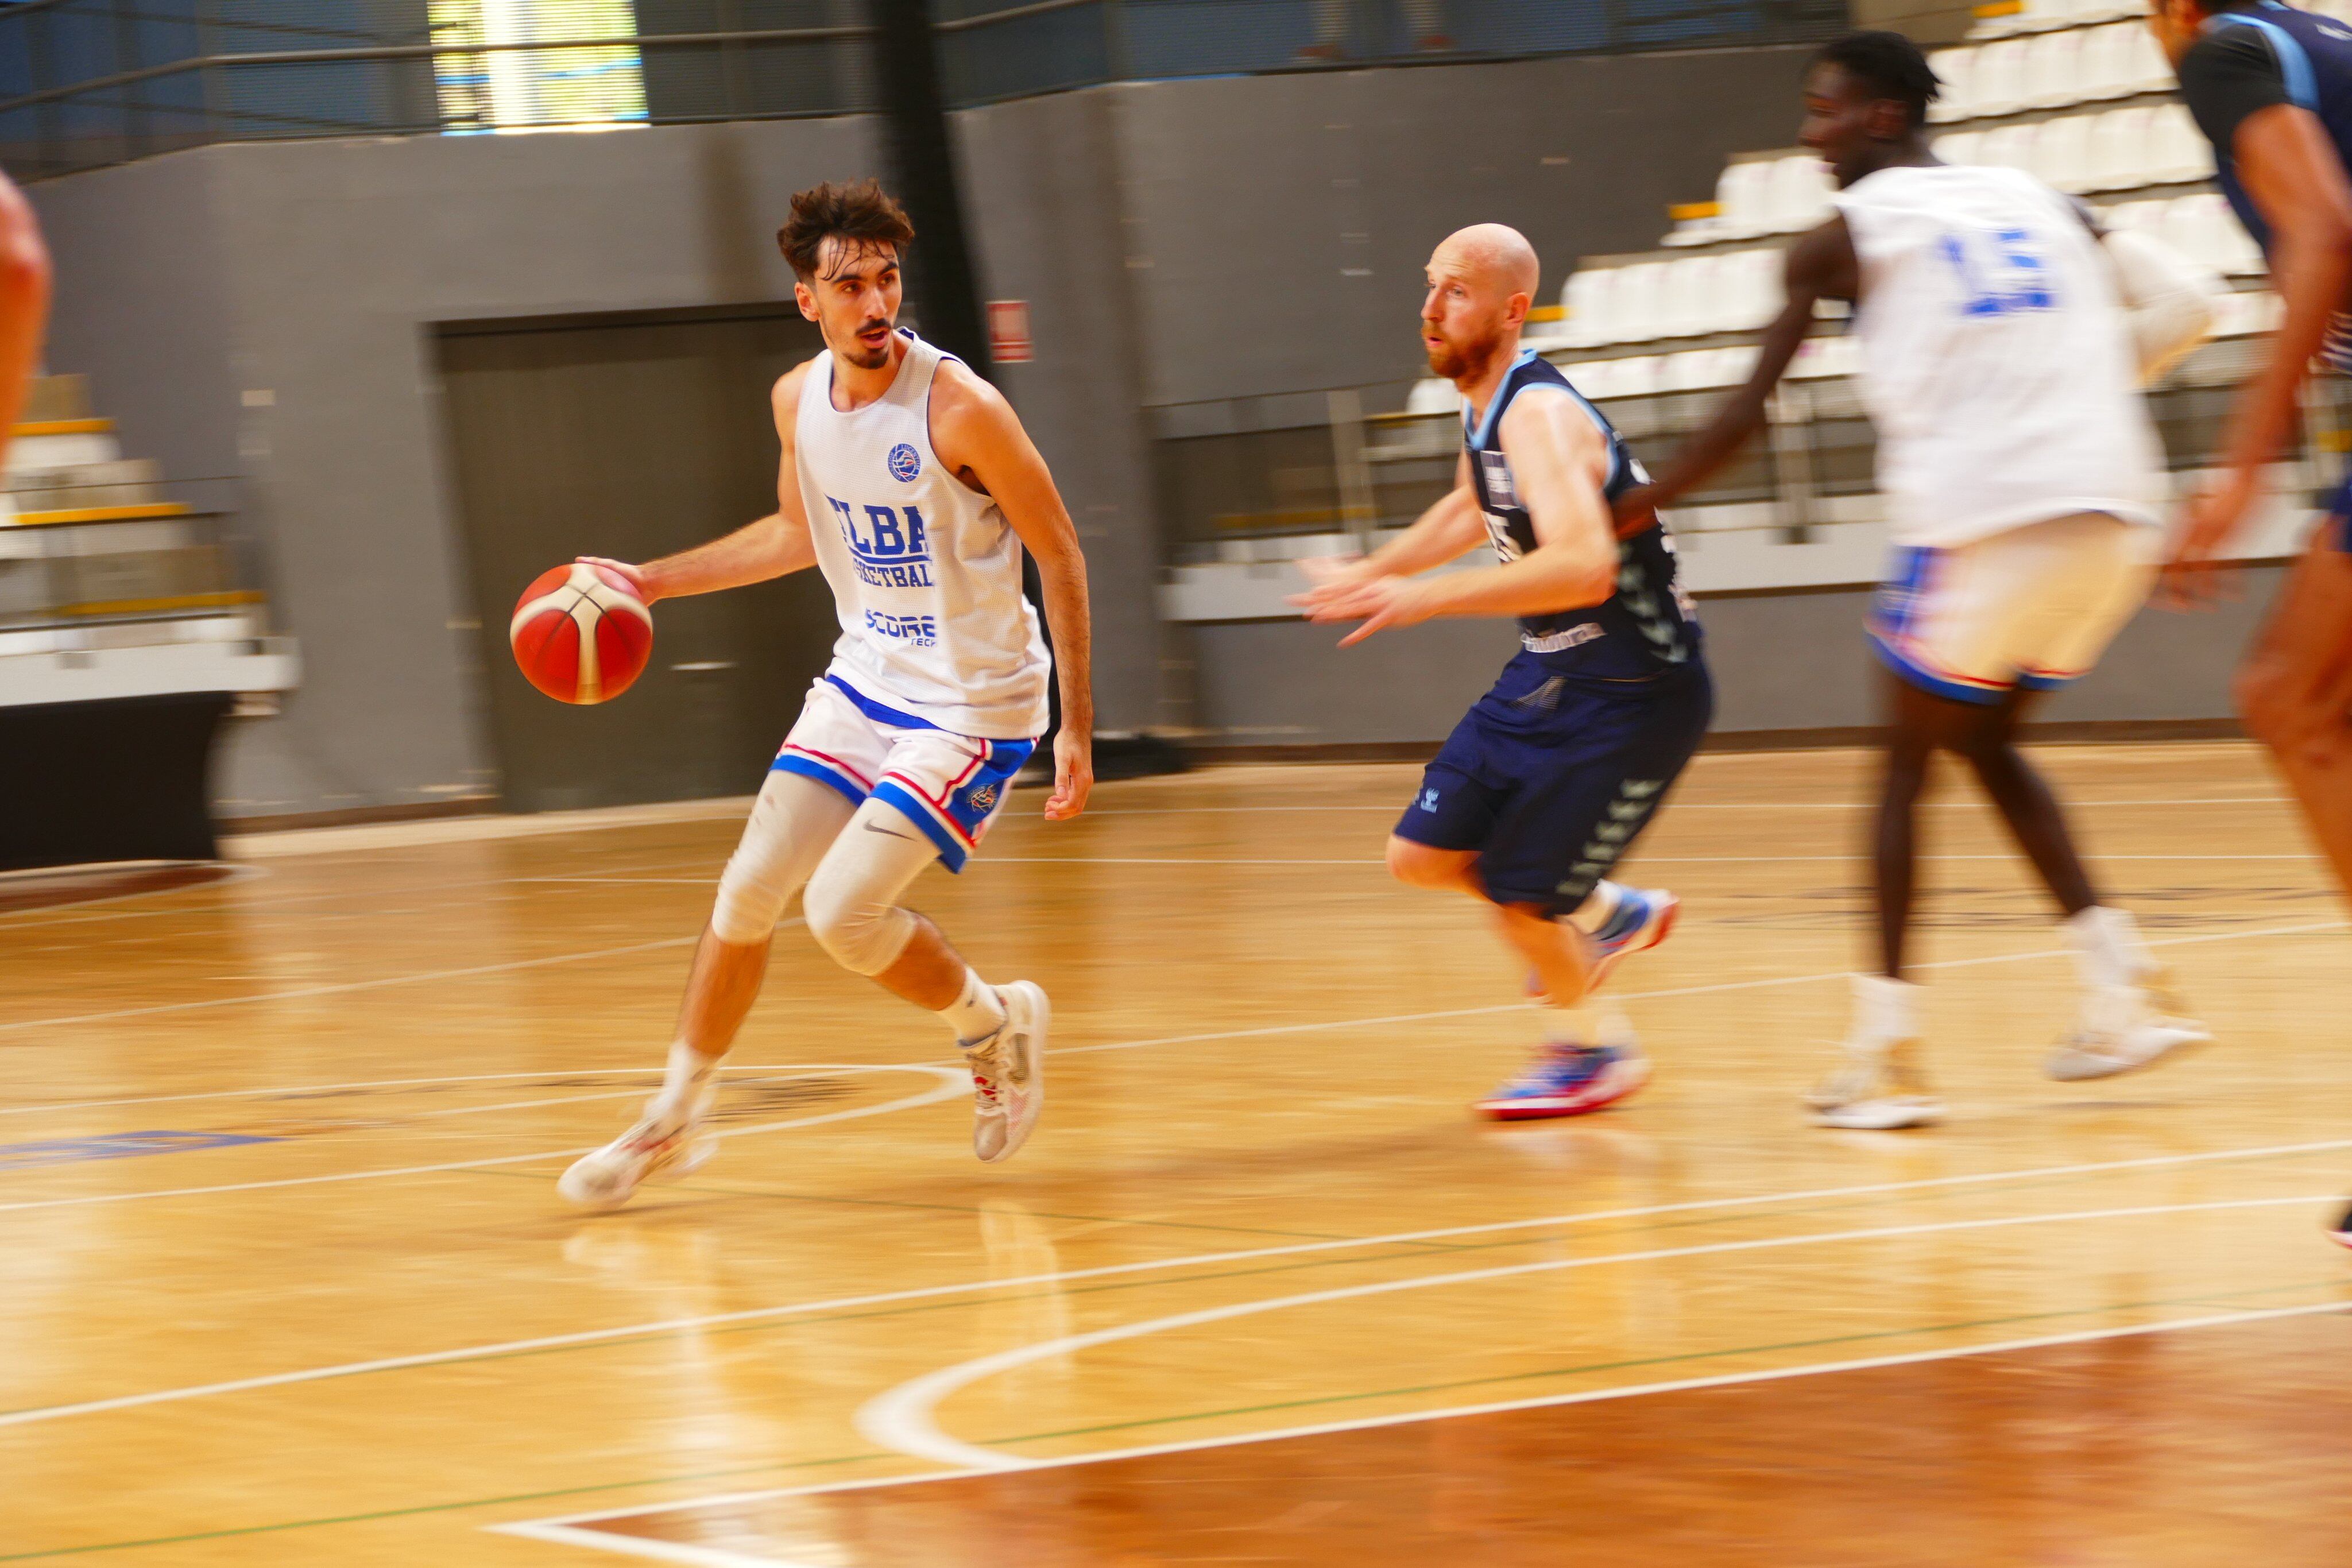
1290;571;1436;647
1043;727;1093;821
2158;478;2256;611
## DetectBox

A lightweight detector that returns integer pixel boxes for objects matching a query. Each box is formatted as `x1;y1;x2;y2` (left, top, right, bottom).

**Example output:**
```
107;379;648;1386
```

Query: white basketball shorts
1869;512;2158;703
769;673;1036;872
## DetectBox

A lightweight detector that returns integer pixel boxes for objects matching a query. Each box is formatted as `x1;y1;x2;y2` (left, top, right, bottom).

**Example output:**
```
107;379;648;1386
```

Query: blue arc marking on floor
0;1131;281;1172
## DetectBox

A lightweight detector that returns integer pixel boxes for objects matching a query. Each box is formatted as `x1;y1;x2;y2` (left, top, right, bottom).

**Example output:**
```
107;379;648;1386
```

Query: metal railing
1;0;1848;180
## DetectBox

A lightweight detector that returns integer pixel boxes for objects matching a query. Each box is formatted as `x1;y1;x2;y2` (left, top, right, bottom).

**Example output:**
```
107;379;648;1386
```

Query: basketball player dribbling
0;168;52;474
1621;33;2221;1128
1293;224;1709;1120
559;181;1093;1210
2147;0;2352;1249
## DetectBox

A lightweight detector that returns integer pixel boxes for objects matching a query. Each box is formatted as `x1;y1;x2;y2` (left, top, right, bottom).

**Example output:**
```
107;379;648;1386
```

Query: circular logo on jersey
887;443;921;482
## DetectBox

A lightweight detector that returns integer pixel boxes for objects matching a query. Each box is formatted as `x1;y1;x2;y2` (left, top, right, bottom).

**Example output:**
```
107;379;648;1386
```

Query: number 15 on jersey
1939;225;2057;318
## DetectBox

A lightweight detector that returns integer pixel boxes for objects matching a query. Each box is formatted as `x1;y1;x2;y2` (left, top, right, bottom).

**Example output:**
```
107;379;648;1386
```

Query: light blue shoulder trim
2214;8;2319;110
1473;360;1627;494
1467;347;1542;450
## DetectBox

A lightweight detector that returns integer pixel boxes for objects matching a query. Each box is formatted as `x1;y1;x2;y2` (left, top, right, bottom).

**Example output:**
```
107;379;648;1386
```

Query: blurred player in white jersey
560;181;1093;1209
0;169;51;474
1619;33;2223;1128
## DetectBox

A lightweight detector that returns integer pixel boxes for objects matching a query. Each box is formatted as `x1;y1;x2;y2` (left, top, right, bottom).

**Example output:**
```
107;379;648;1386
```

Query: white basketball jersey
795;331;1051;740
1833;163;2166;548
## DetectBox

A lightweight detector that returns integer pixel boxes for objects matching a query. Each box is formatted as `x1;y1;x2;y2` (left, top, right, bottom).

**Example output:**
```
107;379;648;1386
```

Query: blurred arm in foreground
0;171;53;477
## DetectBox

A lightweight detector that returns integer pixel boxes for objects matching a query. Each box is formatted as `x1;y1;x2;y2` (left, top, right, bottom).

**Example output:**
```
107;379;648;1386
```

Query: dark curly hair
776;179;916;282
1812;30;1943;130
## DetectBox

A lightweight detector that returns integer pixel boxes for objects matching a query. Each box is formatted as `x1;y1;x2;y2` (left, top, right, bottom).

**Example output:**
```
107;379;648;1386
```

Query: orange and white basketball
509;562;654;704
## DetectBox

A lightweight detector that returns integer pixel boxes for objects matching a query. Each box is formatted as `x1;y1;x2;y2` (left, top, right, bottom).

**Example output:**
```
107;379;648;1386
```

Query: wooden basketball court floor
2;742;2347;1566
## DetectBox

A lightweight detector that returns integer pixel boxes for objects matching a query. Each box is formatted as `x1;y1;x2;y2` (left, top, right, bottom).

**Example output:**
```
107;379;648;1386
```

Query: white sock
1850;974;1921;1048
941;967;1008;1048
2064;905;2153;991
1565;881;1627;935
652;1040;720;1124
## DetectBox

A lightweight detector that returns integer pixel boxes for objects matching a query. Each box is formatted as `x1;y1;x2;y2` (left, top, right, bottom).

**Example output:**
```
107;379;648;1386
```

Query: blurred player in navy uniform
1293;224;1709;1120
2151;0;2352;1250
0;169;51;474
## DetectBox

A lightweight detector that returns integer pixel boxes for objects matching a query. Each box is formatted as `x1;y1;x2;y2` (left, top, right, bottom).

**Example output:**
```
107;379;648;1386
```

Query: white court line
492;1524;819;1568
527;849;2331;880
3;916;2342;1182
499;1296;2352;1563
0;1064;968;1219
0;1067;847;1125
7;1132;2350;1431
0;934;699;1035
0;1066;685;1120
856;1193;2343;1470
1078;796;2293;815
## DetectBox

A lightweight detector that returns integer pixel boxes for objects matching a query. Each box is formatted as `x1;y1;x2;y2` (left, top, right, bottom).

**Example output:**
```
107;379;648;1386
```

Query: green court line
0;1450;889;1562
6;1276;2342;1560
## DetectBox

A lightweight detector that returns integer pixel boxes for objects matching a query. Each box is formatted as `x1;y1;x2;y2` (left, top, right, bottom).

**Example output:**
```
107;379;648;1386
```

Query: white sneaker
1806;1039;1943;1130
557;1092;715;1211
2045;971;2212;1081
968;981;1047;1164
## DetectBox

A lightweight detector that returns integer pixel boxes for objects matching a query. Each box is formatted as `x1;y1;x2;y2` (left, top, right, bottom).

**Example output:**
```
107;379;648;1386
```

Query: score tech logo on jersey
826;495;936;589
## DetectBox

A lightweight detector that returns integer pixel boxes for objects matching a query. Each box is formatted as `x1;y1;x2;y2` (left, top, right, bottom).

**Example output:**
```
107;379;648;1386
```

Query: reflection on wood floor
0;743;2345;1566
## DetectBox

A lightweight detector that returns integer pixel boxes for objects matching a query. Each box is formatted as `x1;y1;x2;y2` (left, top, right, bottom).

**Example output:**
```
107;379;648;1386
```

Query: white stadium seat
2037;114;2093;192
1928;49;1974;122
2125;25;2172;94
2078;24;2135;100
1970;38;2028;118
2022;30;2082;111
1936;129;1982;166
1766;155;1834;231
1610;356;1661;398
1611;262;1665;344
2150;103;2213;183
1720;248;1781;331
1405;378;1460;415
1980;123;2038;172
1662;255;1722;336
1716;160;1772;235
1565;267;1615;348
2086;107;2145;191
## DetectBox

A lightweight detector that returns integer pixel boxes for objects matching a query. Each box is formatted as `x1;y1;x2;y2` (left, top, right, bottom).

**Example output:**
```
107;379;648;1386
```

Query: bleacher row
0;375;297;707
1405;4;2299;411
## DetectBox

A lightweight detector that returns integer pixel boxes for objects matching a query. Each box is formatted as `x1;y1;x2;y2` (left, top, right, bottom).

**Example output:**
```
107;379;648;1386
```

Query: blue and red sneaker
1588;887;1679;989
1475;1042;1652;1121
1526;886;1680;1003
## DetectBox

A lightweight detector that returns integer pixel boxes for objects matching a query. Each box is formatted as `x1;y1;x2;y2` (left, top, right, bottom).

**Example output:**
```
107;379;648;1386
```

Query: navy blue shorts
2328;471;2352;551
1395;653;1713;916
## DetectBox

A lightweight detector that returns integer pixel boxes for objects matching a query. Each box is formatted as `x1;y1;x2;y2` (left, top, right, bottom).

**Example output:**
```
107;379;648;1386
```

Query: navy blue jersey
2179;1;2352;363
1462;349;1701;683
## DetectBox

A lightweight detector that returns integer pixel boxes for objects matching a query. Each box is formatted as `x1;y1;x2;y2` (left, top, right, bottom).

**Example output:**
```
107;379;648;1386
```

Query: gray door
436;307;837;812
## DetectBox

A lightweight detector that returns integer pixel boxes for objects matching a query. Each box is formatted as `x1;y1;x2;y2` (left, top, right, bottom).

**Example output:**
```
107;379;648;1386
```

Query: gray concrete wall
956;90;1171;730
1109;45;1824;412
34;42;2256;818
1189;574;2287;746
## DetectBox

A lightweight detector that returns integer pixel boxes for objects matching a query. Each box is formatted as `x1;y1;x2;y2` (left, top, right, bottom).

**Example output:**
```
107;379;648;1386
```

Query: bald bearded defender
1293;225;1711;1119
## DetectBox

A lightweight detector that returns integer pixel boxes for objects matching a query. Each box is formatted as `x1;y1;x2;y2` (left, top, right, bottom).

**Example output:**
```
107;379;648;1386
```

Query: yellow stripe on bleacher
6;502;191;526
56;589;265;618
1669;200;1722;222
1973;0;2024;15
11;418;115;438
1527;304;1566;323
